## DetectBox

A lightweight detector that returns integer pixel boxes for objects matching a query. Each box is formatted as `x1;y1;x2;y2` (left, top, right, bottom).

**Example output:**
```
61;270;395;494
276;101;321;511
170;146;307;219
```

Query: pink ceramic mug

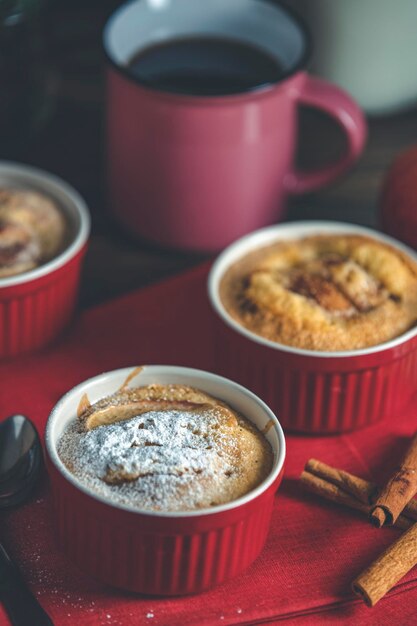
104;0;367;252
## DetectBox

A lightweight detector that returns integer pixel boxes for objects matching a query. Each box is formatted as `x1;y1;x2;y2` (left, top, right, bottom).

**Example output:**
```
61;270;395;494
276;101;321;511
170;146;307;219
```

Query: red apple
380;146;417;250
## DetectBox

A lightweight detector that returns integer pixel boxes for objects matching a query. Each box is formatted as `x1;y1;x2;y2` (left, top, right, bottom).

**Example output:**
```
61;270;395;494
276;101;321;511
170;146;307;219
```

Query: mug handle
285;73;367;195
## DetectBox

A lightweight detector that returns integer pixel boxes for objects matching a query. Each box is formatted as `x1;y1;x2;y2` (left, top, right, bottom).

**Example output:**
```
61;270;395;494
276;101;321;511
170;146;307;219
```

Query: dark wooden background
3;0;417;308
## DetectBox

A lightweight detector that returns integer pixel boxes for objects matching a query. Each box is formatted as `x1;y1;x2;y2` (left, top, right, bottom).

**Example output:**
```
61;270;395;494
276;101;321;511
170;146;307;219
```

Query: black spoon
0;415;53;626
0;415;42;510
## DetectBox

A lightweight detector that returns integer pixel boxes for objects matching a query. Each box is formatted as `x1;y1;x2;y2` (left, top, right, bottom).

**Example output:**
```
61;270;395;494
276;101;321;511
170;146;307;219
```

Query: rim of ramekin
0;162;90;288
208;220;417;359
45;365;286;519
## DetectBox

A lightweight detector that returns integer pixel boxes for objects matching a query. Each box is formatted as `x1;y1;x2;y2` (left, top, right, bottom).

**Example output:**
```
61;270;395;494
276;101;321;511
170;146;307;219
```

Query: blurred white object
289;0;417;115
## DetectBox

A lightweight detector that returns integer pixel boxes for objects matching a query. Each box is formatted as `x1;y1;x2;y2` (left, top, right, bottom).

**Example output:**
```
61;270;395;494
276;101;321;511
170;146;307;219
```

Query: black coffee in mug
127;36;285;96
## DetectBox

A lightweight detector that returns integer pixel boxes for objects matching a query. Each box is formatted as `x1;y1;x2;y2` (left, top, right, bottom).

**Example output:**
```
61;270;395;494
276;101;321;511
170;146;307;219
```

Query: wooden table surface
3;1;417;309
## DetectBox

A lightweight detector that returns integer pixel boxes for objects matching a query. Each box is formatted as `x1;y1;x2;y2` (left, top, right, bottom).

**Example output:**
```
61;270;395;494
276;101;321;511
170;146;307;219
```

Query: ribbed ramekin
0;162;90;358
45;365;285;595
208;221;417;434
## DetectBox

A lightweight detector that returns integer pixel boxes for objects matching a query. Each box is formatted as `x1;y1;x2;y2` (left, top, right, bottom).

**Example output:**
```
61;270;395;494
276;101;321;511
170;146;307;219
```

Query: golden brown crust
220;234;417;351
78;383;238;430
0;188;67;278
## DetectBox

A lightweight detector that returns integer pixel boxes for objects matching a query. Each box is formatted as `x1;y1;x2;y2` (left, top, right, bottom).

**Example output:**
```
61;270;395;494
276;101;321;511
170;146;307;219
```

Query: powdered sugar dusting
58;408;245;512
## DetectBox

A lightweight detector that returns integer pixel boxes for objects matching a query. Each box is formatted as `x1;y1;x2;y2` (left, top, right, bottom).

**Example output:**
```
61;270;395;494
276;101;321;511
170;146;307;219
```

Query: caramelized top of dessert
220;234;417;351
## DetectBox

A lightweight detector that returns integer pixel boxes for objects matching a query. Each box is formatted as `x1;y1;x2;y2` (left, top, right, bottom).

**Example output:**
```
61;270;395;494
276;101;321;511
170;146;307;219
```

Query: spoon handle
0;542;54;626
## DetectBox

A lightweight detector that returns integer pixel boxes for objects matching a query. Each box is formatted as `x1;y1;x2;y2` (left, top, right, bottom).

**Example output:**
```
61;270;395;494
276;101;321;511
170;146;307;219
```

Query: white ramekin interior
0;162;90;288
208;220;417;359
45;365;286;518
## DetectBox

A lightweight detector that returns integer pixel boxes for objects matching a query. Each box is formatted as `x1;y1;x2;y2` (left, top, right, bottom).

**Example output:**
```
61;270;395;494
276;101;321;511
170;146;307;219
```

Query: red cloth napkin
1;264;417;626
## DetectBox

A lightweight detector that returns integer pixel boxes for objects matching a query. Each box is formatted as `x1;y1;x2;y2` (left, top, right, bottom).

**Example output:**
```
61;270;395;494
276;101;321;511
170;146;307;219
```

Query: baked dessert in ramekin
46;366;285;595
209;222;417;433
0;162;90;358
58;378;274;512
0;187;67;278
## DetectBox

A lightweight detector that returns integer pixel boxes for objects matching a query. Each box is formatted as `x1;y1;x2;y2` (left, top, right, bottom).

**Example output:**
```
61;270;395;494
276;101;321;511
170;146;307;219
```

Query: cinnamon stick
370;433;417;527
305;459;376;505
300;470;380;519
352;521;417;606
301;459;417;529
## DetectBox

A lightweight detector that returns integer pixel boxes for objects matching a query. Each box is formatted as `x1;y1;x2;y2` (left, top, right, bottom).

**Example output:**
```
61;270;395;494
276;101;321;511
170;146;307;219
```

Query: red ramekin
45;365;286;595
0;162;90;358
208;221;417;434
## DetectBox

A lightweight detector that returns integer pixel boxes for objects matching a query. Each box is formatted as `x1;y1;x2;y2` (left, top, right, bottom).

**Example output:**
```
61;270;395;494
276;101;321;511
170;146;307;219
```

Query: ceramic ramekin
208;221;417;434
0;162;90;358
45;365;285;595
